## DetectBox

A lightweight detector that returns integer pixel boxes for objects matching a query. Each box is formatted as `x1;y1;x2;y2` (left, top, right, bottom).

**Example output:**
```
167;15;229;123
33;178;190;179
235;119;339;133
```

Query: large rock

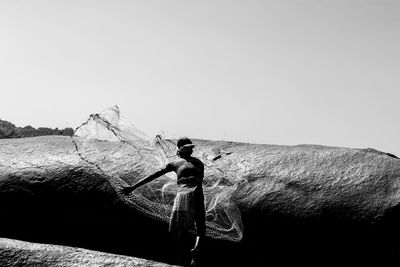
0;238;176;267
1;107;400;265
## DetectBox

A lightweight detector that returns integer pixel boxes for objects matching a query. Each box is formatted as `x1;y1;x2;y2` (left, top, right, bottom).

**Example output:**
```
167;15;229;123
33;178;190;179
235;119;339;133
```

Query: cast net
75;106;243;242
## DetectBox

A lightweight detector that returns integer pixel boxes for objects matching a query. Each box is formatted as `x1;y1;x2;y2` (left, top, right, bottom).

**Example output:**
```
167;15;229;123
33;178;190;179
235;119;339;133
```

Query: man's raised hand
122;186;134;195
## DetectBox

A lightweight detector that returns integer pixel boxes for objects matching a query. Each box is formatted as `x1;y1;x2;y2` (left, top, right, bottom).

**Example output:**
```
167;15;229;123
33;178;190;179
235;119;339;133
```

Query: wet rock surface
0;134;400;266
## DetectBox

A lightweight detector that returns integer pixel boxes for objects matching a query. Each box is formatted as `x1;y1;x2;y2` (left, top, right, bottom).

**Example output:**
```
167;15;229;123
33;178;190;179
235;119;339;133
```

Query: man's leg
191;198;206;266
175;230;192;266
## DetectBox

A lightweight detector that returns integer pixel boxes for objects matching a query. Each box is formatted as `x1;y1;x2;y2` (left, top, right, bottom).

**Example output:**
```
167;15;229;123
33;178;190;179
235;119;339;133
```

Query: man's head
176;137;195;157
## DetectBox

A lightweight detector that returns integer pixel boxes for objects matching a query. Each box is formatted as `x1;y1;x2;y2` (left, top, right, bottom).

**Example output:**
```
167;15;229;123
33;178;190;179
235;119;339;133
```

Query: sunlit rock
1;106;400;266
0;238;176;267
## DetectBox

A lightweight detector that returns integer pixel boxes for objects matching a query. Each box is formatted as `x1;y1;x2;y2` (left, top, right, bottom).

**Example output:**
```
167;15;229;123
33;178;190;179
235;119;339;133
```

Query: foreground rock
1;107;400;265
0;238;175;267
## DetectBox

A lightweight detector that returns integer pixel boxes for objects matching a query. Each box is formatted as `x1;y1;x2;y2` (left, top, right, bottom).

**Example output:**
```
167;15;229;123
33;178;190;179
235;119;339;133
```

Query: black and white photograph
0;1;399;266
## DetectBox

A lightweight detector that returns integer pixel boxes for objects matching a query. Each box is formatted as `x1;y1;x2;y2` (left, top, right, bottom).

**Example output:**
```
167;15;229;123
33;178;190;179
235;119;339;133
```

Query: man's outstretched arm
122;165;172;194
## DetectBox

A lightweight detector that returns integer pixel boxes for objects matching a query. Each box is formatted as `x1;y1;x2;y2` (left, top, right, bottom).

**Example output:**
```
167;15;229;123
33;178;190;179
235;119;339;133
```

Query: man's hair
177;137;193;148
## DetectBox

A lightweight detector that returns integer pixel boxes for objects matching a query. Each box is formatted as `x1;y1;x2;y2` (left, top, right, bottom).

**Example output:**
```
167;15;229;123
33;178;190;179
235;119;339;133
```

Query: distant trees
0;120;18;138
19;126;36;138
0;119;74;139
62;128;74;136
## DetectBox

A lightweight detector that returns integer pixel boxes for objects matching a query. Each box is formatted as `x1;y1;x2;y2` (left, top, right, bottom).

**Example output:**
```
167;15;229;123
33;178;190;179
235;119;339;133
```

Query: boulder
1;107;400;266
0;238;176;267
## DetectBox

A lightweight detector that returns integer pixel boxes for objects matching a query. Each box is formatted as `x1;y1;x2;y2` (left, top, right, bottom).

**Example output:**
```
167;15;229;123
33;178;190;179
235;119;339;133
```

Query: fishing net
75;106;243;242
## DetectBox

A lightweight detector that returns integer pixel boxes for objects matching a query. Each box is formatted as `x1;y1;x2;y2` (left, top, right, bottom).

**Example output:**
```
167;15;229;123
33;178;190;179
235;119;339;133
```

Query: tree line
0;119;74;139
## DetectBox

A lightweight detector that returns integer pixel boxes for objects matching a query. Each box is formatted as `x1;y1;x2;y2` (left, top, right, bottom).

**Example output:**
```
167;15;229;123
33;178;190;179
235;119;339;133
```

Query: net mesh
74;106;243;242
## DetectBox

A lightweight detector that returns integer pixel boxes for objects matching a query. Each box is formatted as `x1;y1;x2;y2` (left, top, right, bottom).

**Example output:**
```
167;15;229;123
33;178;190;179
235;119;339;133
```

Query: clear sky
1;0;399;156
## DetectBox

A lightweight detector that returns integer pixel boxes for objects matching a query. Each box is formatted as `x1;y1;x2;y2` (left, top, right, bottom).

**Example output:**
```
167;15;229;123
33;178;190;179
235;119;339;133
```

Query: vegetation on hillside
0;119;74;139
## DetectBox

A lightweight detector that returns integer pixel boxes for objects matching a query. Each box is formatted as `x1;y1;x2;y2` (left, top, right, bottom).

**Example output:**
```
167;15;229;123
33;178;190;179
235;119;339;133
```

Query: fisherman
122;137;205;267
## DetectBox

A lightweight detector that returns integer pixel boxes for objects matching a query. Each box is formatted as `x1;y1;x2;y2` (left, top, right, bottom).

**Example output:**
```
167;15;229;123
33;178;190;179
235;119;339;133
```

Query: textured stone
1;135;400;266
0;238;176;267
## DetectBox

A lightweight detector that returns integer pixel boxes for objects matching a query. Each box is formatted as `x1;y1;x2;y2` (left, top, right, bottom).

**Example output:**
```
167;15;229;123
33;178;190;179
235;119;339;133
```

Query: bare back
164;156;204;185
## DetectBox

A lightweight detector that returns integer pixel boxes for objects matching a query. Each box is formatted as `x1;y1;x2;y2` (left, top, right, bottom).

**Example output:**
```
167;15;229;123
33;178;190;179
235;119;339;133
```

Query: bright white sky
1;0;399;156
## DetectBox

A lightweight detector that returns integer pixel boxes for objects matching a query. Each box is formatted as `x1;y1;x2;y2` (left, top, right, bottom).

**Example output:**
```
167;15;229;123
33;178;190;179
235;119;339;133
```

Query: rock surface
0;238;176;267
1;108;400;266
